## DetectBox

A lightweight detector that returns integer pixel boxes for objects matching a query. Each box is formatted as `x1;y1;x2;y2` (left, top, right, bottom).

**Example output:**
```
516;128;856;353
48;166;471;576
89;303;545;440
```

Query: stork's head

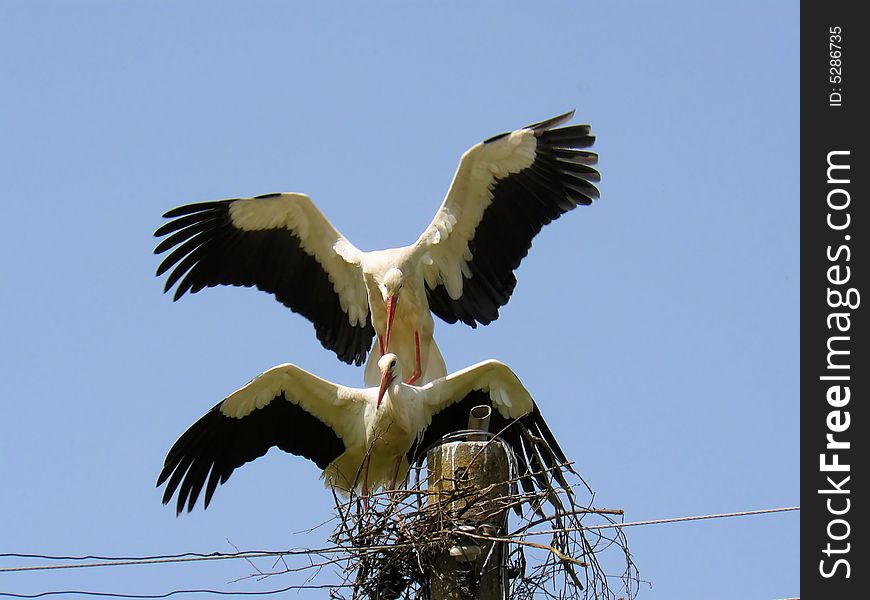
376;353;401;409
382;268;404;352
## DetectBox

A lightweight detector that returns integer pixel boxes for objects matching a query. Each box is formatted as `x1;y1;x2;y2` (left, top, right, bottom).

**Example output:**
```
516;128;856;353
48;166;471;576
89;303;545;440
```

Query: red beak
377;368;394;409
384;295;398;352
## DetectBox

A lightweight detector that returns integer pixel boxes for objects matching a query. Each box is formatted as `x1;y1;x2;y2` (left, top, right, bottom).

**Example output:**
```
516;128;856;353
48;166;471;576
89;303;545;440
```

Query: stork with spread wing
158;354;570;515
155;112;599;387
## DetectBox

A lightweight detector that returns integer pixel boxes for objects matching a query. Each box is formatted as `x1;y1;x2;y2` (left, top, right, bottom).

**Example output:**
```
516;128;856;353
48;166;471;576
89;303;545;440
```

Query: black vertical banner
802;3;868;598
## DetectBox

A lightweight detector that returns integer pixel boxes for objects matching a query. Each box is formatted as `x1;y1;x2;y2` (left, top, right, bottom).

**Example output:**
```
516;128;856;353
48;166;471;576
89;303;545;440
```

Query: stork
154;111;599;386
157;354;571;515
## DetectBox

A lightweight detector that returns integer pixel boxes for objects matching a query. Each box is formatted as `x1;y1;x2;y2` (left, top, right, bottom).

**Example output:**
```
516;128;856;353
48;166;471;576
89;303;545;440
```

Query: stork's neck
382;380;405;408
379;381;414;426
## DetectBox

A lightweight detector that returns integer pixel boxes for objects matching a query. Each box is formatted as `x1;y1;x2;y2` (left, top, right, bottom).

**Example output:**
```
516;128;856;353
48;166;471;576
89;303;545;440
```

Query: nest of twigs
329;433;638;599
235;433;639;599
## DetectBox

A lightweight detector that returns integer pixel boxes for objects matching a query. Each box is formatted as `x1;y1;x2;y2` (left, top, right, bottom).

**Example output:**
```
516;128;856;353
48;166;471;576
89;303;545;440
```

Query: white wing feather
415;131;538;299
227;193;370;327
219;363;367;447
418;359;533;424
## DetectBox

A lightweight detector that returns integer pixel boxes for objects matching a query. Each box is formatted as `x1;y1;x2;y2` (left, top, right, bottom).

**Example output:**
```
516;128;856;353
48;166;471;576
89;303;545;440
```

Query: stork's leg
388;455;403;490
406;331;422;385
378;335;385;357
360;456;372;516
361;455;371;498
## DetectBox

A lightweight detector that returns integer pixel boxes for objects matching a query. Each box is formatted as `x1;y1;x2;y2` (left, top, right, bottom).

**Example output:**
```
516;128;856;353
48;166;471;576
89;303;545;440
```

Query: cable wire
0;584;343;598
578;505;799;531
0;551;265;562
0;551;317;574
0;505;798;575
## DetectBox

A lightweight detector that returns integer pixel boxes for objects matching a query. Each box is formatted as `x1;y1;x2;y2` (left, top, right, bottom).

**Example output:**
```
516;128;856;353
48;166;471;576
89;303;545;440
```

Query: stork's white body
326;381;421;492
279;356;530;492
359;247;446;386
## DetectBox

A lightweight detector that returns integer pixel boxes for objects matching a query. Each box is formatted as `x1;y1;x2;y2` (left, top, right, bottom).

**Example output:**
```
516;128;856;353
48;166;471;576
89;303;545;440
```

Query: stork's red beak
384;295;398;352
377;368;395;409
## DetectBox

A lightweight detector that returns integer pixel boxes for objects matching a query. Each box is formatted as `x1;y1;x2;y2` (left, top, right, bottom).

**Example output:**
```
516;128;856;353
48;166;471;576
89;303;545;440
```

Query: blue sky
1;2;798;598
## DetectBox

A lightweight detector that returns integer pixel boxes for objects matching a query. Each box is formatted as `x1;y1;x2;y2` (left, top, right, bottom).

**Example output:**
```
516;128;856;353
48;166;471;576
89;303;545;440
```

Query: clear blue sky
1;2;798;598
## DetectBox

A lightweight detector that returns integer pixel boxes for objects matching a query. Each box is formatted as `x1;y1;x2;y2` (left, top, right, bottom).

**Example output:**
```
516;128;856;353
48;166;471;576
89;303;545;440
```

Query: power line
559;505;799;532
0;584;343;598
0;551;318;574
0;505;798;575
0;552;252;562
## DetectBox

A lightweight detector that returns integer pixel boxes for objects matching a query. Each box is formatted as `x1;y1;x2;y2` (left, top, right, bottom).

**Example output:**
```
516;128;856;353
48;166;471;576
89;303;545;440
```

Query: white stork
157;354;571;515
154;111;599;386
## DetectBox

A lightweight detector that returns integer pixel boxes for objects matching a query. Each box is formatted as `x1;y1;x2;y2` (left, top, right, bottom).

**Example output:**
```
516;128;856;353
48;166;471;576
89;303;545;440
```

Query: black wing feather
426;115;600;327
155;198;375;365
157;393;346;514
408;390;571;515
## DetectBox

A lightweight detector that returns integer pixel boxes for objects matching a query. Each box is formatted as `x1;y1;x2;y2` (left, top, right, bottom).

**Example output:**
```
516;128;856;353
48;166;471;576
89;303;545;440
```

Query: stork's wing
155;193;375;365
157;363;367;514
416;111;599;327
411;361;572;514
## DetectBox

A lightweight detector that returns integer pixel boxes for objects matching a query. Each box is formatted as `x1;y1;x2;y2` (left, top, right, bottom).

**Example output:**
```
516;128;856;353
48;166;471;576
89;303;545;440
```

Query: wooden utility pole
427;406;511;599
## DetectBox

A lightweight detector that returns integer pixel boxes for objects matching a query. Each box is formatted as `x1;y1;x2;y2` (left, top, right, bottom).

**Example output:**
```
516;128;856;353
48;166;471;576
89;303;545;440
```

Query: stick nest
240;434;639;599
